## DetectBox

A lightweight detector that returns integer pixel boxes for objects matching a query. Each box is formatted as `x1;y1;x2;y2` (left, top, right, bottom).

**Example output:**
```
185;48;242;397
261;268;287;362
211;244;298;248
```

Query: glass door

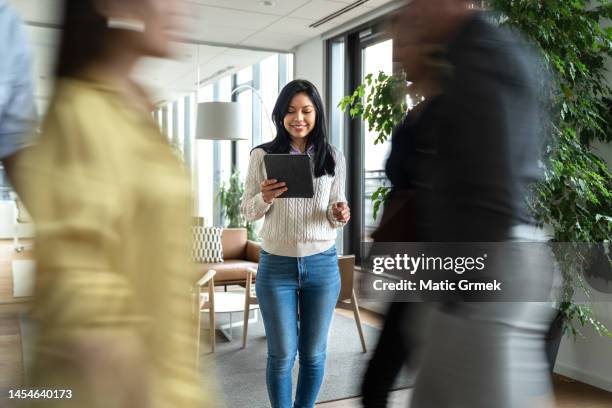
361;39;393;243
326;18;393;260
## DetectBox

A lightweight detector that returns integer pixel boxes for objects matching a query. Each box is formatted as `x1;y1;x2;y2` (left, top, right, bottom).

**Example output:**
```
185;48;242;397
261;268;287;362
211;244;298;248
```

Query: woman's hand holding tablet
261;179;288;204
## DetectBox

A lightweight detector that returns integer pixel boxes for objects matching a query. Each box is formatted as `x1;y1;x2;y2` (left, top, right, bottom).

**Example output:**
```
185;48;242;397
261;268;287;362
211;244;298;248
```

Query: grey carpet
200;311;413;408
20;310;413;407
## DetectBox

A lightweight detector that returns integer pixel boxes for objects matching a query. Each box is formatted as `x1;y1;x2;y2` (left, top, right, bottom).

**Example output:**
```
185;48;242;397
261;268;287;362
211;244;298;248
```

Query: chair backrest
221;228;248;259
338;255;355;302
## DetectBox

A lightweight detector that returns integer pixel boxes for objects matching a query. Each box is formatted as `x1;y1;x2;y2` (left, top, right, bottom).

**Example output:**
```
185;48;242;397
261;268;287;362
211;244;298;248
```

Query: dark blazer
382;97;443;242
385;13;546;243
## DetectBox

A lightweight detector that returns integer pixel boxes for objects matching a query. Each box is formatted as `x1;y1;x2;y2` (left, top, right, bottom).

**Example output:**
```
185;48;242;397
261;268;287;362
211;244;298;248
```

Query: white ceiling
8;0;395;106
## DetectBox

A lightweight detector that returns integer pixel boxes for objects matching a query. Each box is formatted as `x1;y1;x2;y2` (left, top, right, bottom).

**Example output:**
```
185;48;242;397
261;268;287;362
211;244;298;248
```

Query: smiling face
283;92;317;144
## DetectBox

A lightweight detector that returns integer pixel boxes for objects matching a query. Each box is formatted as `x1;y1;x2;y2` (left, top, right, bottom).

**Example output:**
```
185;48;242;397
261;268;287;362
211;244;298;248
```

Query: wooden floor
317;375;612;408
0;240;610;407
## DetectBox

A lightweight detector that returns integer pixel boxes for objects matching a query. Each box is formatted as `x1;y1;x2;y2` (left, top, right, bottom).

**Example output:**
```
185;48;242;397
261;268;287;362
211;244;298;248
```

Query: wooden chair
195;269;216;361
195;228;261;289
242;255;367;353
243;267;258;349
336;255;367;352
12;193;34;253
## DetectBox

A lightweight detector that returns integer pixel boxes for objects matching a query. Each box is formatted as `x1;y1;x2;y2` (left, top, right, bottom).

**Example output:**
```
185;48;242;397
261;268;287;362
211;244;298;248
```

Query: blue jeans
256;246;341;408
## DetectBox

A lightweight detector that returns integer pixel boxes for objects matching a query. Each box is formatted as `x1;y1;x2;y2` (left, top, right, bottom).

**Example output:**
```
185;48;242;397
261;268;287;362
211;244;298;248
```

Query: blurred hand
332;202;351;223
261;179;288;204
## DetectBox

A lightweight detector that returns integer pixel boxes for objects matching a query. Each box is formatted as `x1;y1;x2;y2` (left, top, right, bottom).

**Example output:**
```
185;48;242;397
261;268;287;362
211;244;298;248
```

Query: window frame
326;17;392;261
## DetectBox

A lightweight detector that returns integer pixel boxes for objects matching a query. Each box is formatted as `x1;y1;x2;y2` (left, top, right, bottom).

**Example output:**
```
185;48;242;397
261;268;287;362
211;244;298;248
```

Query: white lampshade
196;102;247;141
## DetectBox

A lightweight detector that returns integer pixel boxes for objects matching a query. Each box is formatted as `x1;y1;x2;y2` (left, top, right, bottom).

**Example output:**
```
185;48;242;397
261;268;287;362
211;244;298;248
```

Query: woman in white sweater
241;79;350;408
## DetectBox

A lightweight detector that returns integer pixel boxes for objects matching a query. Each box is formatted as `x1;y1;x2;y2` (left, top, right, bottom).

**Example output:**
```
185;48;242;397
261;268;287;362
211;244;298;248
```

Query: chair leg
14;228;22;252
209;282;216;353
351;290;367;353
242;271;253;349
194;289;201;368
242;302;250;349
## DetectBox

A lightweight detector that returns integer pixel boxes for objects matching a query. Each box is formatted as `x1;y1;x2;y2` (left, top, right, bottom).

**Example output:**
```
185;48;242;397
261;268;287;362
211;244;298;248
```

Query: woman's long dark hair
256;79;336;178
55;0;109;78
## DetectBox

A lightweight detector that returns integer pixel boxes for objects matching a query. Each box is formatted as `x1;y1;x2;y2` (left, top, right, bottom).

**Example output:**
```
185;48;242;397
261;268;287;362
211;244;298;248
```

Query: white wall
555;302;612;392
294;37;326;102
592;139;612;173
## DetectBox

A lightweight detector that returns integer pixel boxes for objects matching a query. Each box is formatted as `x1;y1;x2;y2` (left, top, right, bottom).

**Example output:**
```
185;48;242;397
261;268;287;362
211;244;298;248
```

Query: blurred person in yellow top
15;0;214;407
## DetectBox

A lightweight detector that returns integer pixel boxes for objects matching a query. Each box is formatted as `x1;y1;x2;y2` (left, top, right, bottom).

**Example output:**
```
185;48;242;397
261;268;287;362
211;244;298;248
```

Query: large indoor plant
486;0;611;341
339;71;407;219
339;1;612;342
218;170;257;241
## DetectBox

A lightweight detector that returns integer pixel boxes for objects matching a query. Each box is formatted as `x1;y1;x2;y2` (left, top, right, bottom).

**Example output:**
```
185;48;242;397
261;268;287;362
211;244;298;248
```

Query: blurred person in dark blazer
361;38;446;408
363;1;554;407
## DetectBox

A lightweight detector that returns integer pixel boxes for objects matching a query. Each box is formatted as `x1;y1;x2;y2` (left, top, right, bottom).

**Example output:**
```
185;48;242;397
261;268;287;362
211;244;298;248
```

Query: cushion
221;228;248;259
192;226;223;263
245;240;261;263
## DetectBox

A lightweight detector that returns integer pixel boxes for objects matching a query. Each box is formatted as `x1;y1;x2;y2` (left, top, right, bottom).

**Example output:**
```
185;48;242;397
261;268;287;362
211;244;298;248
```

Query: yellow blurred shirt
17;78;210;408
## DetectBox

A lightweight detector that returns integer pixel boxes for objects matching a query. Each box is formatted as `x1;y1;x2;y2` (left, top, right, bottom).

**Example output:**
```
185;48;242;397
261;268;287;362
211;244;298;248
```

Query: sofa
196;228;260;287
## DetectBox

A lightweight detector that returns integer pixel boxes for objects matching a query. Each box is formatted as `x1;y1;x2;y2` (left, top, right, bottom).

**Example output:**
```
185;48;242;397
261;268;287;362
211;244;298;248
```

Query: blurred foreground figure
0;0;37;186
17;0;212;407
364;1;555;407
361;30;442;407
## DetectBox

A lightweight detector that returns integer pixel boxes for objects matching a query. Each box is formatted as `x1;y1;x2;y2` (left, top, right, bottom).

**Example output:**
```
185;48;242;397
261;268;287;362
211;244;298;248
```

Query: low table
201;291;259;341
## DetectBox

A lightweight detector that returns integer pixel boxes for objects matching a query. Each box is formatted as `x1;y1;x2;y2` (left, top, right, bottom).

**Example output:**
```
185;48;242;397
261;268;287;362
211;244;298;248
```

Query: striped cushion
192;226;224;263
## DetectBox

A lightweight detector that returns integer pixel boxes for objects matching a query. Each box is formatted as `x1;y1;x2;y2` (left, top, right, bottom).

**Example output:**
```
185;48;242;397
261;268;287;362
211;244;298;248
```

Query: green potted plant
340;0;612;364
339;71;407;219
218;169;257;241
486;0;612;360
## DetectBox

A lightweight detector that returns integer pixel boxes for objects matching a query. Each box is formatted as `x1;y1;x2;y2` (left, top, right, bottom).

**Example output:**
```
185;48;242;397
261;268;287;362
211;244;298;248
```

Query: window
217;76;233;201
260;55;279;144
236;88;253;179
235;65;255;182
196;85;214;223
176;98;185;151
329;39;346;151
362;39;393;241
167;103;174;142
154;52;294;226
327;20;393;260
237;66;253;84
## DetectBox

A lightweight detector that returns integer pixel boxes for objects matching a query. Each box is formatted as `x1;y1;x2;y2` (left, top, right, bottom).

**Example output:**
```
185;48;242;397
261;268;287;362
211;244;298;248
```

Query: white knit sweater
240;146;347;257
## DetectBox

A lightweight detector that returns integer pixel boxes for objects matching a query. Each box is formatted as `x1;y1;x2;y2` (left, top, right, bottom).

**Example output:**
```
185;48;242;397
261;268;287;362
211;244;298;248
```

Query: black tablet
263;154;314;198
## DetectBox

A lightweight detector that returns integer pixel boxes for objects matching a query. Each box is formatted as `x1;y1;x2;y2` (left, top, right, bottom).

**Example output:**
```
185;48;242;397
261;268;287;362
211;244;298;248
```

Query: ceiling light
309;0;370;28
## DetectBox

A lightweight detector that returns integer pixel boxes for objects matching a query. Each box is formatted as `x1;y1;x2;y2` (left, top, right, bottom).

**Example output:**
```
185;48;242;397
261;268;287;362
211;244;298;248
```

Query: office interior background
0;0;611;406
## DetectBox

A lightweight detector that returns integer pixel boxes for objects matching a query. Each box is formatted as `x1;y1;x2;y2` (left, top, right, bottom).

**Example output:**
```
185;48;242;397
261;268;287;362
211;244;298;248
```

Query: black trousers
361;302;412;407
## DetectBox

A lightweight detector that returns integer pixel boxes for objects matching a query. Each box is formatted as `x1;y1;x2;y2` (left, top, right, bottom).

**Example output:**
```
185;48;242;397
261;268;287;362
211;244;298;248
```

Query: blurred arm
0;9;37;185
